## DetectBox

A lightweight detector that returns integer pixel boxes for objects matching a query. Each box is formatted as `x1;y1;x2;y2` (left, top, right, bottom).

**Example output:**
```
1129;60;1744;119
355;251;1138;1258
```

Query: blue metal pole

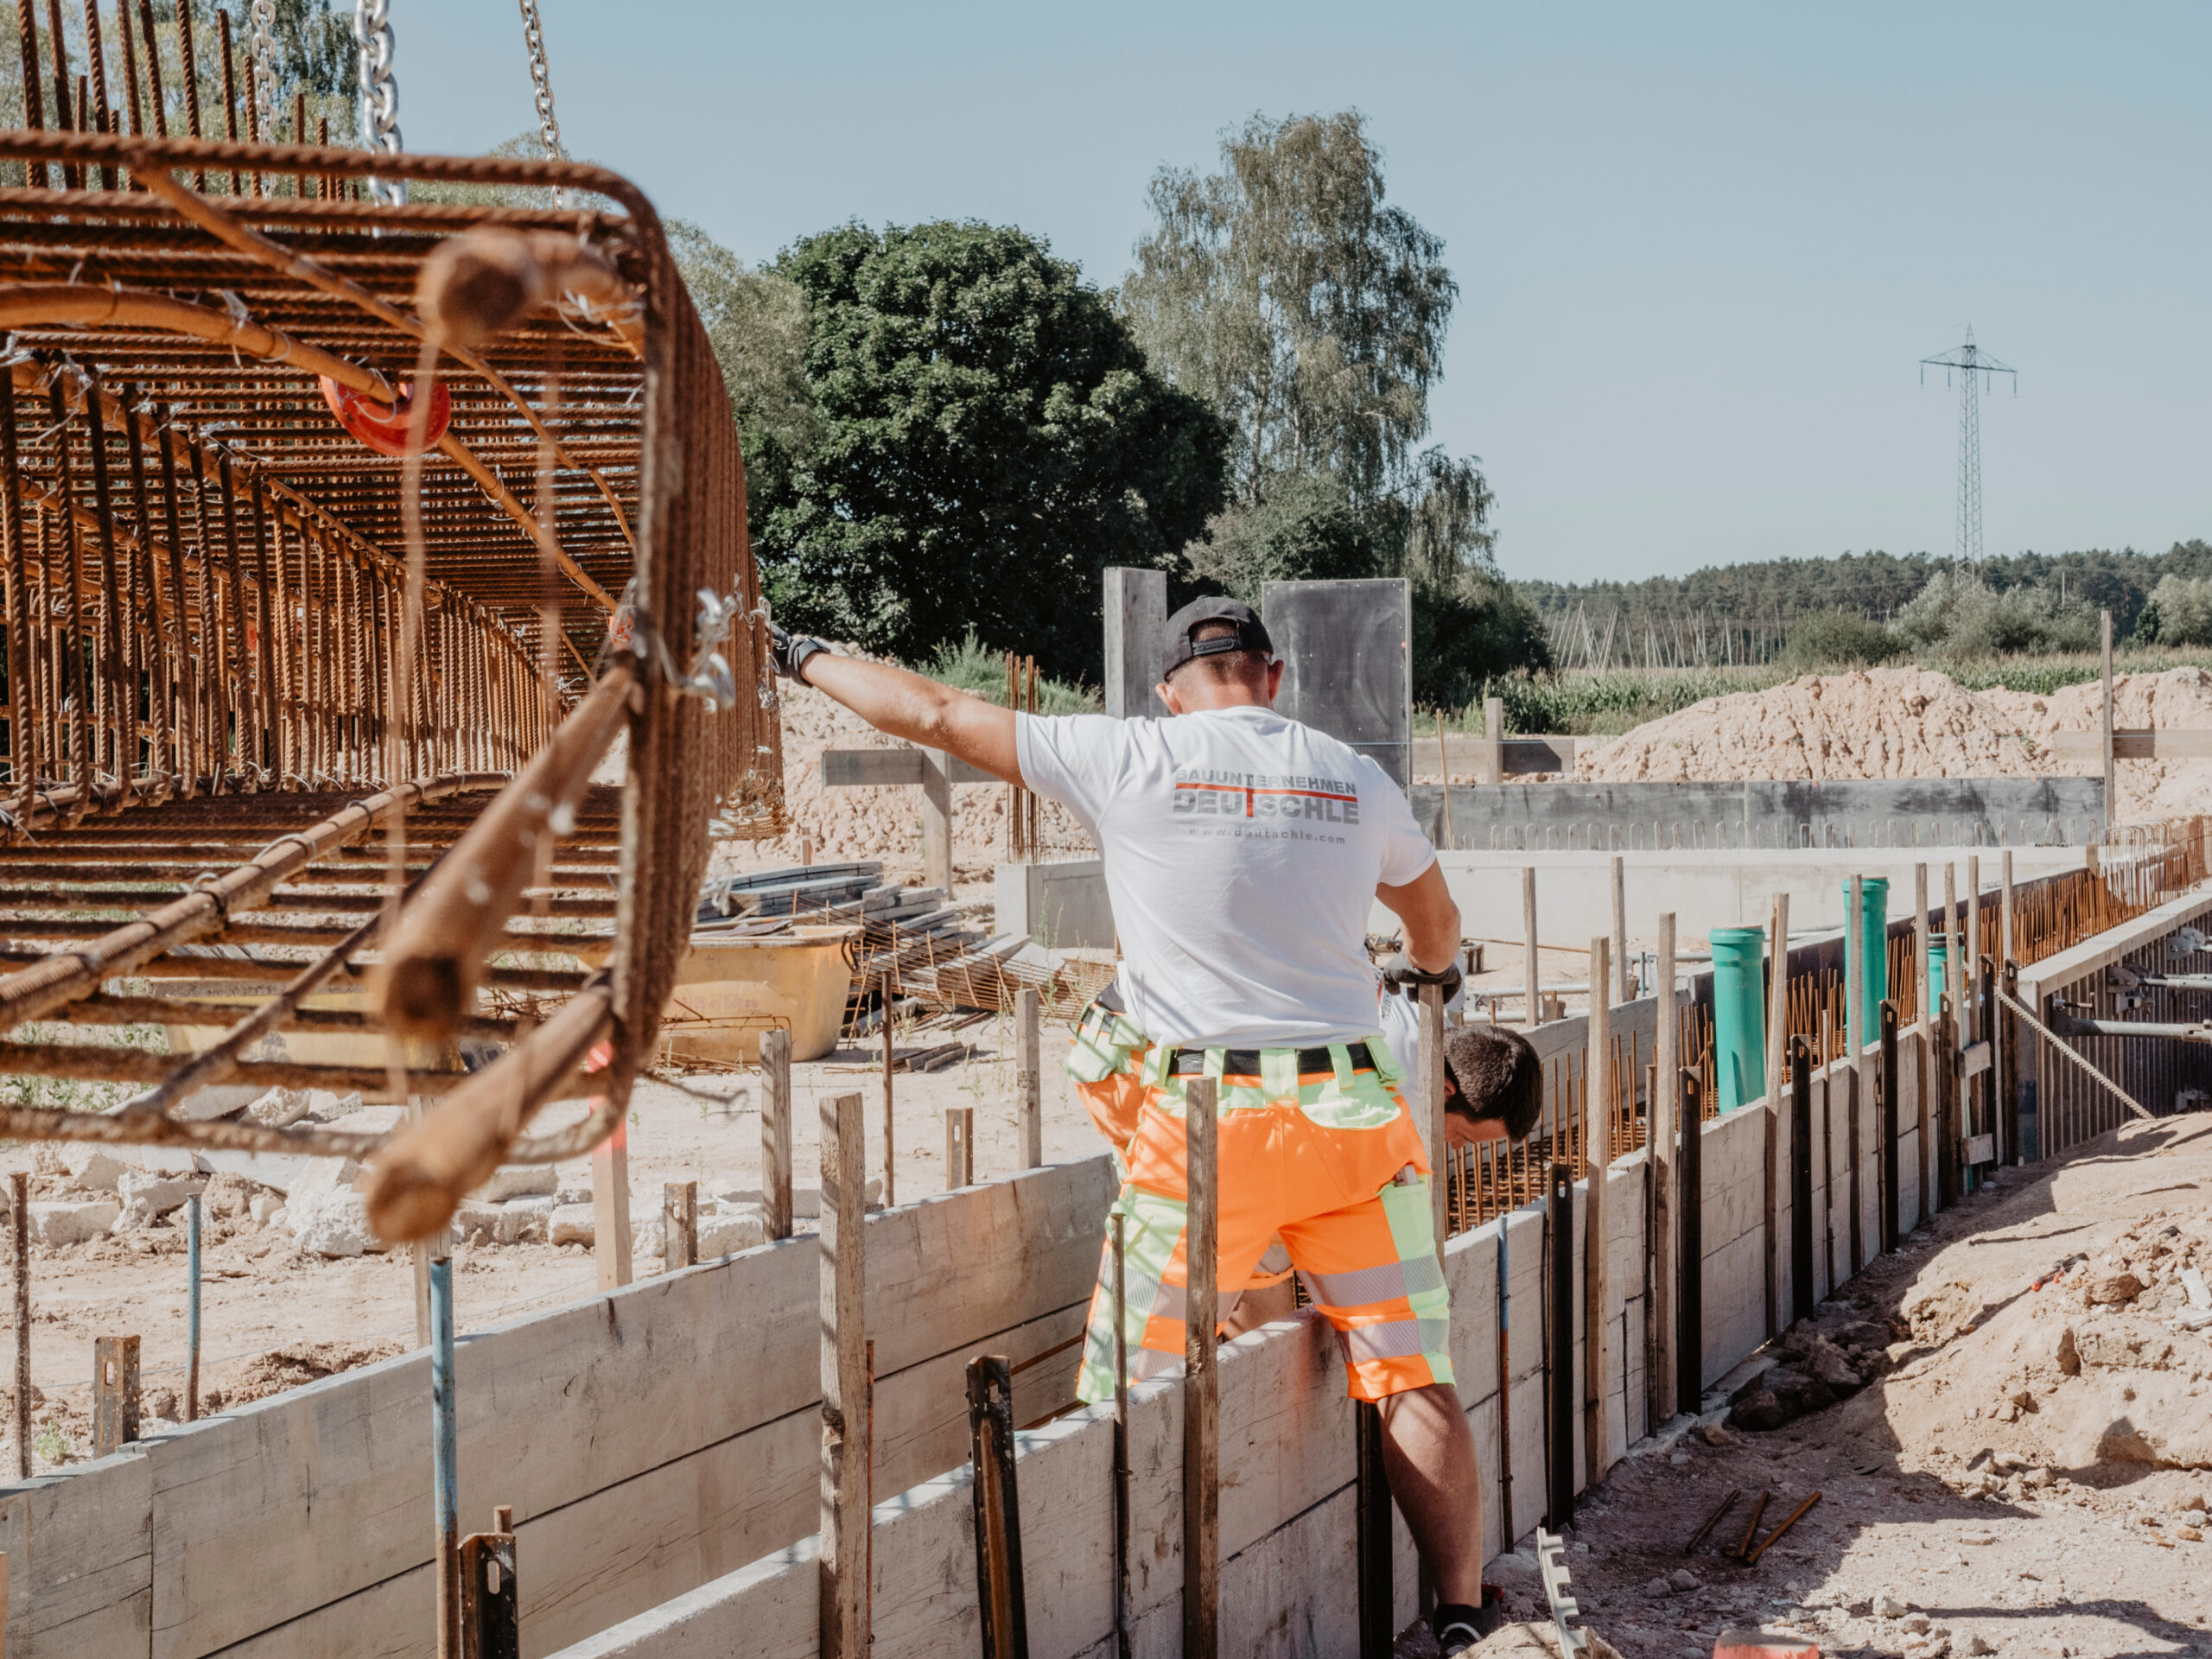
430;1256;459;1656
185;1194;201;1422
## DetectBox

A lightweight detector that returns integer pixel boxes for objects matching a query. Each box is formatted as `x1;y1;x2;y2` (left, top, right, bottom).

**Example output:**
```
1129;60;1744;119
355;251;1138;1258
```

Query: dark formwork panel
1262;578;1412;785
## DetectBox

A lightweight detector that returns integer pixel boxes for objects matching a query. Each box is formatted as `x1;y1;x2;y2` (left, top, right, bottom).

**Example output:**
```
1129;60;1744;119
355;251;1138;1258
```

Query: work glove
767;621;830;684
1379;951;1463;1003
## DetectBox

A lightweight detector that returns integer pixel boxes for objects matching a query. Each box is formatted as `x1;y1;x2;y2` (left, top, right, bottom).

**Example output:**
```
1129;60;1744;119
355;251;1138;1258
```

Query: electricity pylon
1920;327;2016;563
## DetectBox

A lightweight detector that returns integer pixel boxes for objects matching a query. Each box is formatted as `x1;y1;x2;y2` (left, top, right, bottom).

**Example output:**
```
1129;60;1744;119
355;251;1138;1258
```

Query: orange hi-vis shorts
1070;1037;1452;1405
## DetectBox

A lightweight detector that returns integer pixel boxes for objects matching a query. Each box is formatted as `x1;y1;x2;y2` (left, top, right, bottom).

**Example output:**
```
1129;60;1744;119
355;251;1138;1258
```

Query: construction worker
771;597;1510;1653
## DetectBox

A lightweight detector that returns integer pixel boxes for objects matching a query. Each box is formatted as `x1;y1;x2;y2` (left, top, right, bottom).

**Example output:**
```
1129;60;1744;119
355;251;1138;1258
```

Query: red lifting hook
319;375;453;457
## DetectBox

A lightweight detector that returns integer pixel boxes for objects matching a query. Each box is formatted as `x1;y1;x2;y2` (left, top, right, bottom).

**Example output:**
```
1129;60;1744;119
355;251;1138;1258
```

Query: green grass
1433;646;2212;736
919;628;1100;715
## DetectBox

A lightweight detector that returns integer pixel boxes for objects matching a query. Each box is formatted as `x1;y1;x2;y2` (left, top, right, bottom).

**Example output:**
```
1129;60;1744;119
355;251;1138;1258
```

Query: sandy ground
1503;1112;2212;1659
1;1025;1103;1471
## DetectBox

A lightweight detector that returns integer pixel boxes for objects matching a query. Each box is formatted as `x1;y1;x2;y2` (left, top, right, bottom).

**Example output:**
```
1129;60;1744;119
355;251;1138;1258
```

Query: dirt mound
216;1338;407;1408
1577;665;2212;822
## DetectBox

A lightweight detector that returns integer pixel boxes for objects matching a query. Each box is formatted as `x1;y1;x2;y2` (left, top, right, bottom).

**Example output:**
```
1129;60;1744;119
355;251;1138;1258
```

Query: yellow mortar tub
657;926;856;1065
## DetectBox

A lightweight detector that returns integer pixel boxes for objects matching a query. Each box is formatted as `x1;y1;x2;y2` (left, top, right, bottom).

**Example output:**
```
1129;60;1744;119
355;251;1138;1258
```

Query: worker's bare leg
1221;1278;1297;1339
1377;1382;1484;1606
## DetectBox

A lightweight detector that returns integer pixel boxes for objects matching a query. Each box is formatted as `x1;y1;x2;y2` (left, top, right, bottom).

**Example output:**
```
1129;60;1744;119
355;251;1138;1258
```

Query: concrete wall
995;859;1116;950
1412;847;2088;951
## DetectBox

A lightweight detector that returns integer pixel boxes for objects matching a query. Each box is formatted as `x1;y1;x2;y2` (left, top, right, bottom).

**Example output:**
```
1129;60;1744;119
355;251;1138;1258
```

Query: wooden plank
1764;893;1789;1333
0;1452;152;1659
593;1128;633;1290
1962;1132;1996;1166
1961;1041;1993;1080
1421;734;1580;777
1015;990;1041;1170
139;1157;1113;1658
820;1092;867;1659
1649;912;1677;1425
1103;567;1167;721
820;748;995;787
920;751;954;894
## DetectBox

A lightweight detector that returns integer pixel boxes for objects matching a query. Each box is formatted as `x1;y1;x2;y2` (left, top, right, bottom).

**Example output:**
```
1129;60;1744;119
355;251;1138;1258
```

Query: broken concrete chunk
452;1201;505;1243
30;1199;121;1244
1726;1389;1789;1433
698;1207;766;1257
476;1165;558;1202
548;1204;595;1246
118;1168;204;1217
2085;1269;2145;1305
1644;1576;1674;1599
1872;1592;1908;1619
248;1192;283;1224
245;1088;313;1128
60;1147;128;1192
283;1158;387;1257
1668;1568;1700;1593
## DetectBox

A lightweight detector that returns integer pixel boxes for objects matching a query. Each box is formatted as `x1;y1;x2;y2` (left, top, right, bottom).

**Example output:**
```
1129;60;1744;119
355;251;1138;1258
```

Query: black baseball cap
1163;596;1275;681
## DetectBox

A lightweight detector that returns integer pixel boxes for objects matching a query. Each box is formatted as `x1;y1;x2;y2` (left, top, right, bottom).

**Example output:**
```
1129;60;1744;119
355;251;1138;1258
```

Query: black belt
1173;1042;1375;1077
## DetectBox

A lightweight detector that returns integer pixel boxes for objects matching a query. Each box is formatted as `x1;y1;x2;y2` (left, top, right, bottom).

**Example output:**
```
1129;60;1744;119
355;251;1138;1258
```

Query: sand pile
1578;665;2212;822
709;669;1094;886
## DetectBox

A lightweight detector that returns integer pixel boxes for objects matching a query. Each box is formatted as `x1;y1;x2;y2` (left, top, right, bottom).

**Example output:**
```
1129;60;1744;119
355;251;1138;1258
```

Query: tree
749;220;1228;680
1120;111;1538;694
666;222;817;462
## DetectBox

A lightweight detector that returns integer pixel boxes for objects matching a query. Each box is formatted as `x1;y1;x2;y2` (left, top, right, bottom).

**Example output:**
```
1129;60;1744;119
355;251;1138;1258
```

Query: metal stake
186;1192;201;1421
431;1256;459;1658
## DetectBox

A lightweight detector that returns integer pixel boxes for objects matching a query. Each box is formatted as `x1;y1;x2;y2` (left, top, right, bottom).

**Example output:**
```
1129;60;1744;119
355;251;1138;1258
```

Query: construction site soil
1479;1113;2212;1659
1578;666;2212;823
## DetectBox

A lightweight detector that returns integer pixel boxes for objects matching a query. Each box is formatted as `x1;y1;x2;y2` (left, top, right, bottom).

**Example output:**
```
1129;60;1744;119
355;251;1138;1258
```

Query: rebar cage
0;128;781;1226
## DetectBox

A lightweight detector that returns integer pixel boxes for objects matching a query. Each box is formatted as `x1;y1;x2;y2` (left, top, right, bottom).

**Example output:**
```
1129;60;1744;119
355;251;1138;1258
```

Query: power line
1920;327;2016;563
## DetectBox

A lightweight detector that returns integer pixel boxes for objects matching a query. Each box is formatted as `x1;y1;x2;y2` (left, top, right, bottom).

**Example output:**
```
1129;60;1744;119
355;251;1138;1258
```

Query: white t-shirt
1016;704;1437;1047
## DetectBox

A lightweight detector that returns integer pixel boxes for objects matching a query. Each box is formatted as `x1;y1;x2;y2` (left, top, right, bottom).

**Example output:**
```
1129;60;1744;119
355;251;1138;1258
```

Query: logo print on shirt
1170;770;1361;826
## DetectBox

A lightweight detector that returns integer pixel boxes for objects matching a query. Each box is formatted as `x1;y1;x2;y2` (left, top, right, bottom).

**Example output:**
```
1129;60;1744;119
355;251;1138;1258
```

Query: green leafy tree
666;222;817;461
750;220;1229;680
1120;111;1541;696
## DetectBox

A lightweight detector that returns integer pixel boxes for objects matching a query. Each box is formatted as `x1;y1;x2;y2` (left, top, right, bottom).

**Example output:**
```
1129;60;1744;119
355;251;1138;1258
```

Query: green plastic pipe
1842;876;1891;1046
1709;925;1768;1112
1928;935;1948;1018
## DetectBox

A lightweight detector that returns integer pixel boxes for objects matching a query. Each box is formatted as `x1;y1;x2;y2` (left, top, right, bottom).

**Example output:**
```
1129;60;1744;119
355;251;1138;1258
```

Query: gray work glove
767;621;830;684
1379;952;1464;1002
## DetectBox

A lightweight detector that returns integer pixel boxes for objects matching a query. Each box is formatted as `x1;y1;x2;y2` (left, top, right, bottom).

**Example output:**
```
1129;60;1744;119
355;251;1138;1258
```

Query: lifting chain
515;0;570;208
353;0;405;205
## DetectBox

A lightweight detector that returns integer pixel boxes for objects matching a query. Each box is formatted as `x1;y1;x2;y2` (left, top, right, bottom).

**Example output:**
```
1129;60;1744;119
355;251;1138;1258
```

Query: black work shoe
1432;1585;1508;1656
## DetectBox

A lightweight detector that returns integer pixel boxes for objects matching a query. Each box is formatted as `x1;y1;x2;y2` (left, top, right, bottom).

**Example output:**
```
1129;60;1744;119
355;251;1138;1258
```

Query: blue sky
400;3;2212;585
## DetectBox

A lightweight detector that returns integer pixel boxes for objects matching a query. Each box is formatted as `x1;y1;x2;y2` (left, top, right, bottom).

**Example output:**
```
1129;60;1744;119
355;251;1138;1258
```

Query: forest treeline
1522;543;2212;652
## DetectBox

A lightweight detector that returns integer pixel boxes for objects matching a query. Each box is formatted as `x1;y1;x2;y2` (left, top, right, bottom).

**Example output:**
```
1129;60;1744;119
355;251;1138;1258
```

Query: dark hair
1166;620;1271;689
1441;1025;1543;1141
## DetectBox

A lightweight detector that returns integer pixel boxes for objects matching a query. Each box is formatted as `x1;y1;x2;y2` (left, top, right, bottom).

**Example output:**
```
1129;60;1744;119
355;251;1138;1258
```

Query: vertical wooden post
1789;1039;1814;1322
10;1172;28;1478
1764;892;1789;1333
1675;1074;1703;1414
820;1091;869;1659
944;1107;975;1190
1584;937;1611;1482
663;1182;697;1273
592;1124;632;1291
1649;915;1678;1423
1103;566;1167;720
1845;875;1865;1274
1879;1001;1900;1255
92;1335;139;1456
920;747;954;895
1547;1159;1576;1527
1016;988;1042;1171
1478;695;1504;785
880;974;898;1209
2101;609;2114;838
1182;1075;1219;1659
1522;867;1540;1026
1420;981;1447;1250
1942;862;1963;1207
2001;850;2019;1165
185;1193;201;1421
429;1258;459;1659
761;1027;793;1241
1913;864;1932;1218
1610;855;1629;1002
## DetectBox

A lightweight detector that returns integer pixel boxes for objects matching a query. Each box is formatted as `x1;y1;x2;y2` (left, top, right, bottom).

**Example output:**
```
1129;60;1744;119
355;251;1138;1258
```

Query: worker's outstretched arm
793;652;1023;788
1376;859;1461;976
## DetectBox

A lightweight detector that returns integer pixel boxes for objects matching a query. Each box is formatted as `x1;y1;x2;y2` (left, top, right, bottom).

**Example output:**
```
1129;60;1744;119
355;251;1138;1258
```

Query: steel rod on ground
820;1090;868;1659
1183;1073;1219;1659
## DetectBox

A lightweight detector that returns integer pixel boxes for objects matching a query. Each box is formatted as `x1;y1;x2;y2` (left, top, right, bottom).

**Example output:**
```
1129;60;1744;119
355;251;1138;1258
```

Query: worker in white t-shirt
771;597;1509;1652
